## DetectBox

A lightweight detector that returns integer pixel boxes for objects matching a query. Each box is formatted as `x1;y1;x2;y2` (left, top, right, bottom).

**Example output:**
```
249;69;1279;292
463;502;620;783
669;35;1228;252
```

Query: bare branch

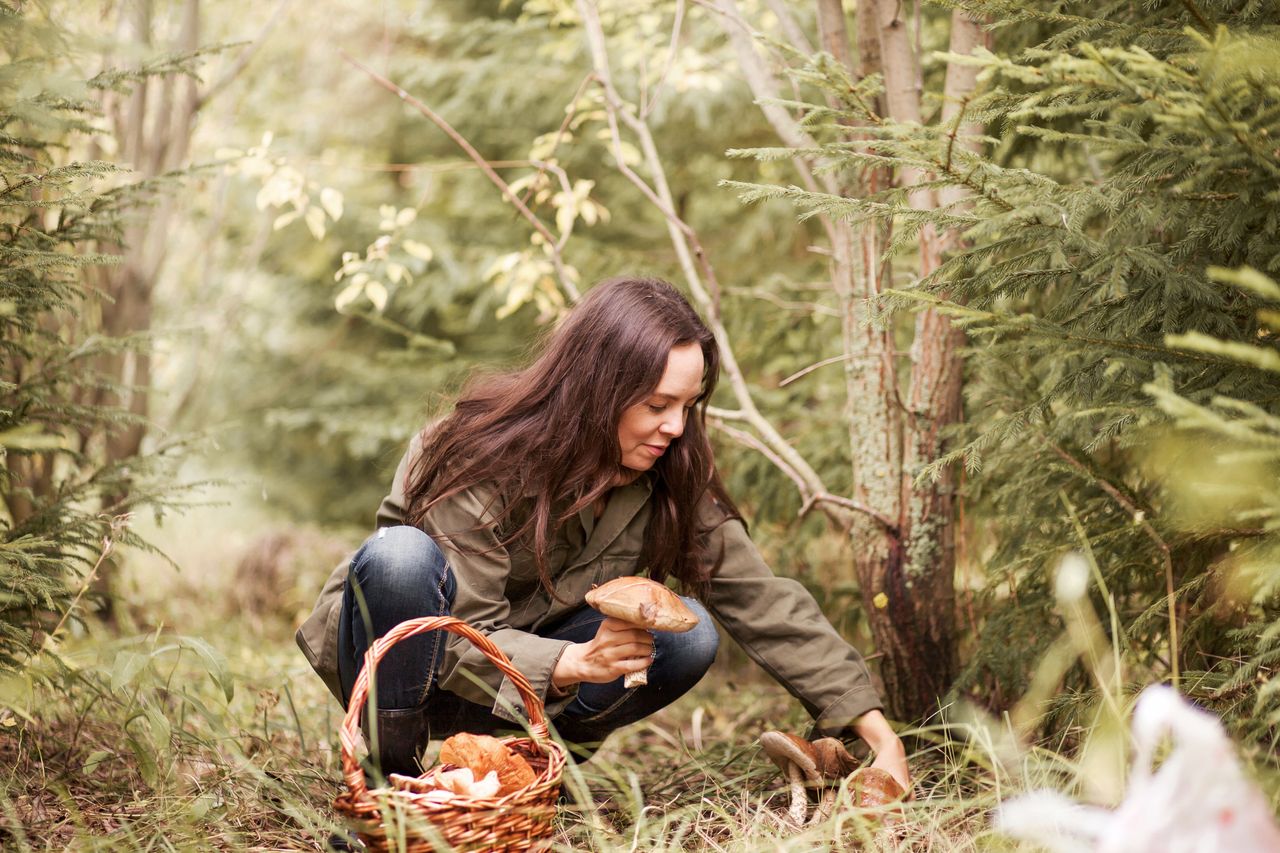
197;0;294;110
780;350;906;387
340;49;581;303
707;405;748;421
763;0;814;54
46;515;131;645
710;419;813;507
578;0;835;507
518;72;594;212
641;0;686;120
711;416;898;532
725;285;841;318
807;492;899;533
707;0;836;205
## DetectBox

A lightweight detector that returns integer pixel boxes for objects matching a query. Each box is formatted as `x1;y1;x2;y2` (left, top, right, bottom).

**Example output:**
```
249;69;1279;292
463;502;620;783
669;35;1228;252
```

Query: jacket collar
569;472;653;569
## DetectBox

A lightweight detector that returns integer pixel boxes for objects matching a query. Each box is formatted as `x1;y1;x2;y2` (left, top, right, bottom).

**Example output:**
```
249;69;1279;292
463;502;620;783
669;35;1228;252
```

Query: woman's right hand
552;617;654;687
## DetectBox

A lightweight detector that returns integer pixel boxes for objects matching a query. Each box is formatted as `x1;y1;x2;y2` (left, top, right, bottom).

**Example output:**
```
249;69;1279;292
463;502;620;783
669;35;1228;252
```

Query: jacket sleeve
379;437;577;723
702;508;884;736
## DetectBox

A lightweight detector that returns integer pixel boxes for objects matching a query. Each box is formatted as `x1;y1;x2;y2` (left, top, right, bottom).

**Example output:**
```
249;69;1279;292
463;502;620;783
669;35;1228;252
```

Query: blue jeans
336;526;719;756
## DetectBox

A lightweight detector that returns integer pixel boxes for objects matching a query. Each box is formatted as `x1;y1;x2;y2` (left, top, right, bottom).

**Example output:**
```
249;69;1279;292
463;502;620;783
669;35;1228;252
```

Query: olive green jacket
296;443;883;734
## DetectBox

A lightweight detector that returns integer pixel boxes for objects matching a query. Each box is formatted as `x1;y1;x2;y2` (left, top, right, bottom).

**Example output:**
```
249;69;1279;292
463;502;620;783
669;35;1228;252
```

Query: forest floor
2;500;1022;851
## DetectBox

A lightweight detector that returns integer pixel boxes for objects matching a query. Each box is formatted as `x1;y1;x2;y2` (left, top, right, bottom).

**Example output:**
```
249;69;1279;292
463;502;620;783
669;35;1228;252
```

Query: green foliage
0;8;182;671
190;1;840;528
730;2;1280;742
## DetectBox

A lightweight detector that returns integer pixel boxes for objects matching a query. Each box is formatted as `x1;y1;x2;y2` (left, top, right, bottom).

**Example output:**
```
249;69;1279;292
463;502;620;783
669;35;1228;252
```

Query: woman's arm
852;709;912;795
700;508;911;791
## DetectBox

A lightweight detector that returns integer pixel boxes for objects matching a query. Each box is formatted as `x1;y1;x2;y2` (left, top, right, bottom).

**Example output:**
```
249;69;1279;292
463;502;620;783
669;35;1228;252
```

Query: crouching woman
296;276;909;791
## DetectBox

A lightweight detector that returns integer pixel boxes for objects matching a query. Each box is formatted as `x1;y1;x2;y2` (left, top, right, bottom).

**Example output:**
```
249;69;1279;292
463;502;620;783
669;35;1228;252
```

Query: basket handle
339;615;551;801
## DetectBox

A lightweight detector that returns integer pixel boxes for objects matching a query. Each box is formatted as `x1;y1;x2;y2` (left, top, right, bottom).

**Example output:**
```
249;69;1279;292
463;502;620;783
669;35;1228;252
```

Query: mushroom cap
760;731;819;777
584;576;699;632
811;737;859;778
850;767;906;808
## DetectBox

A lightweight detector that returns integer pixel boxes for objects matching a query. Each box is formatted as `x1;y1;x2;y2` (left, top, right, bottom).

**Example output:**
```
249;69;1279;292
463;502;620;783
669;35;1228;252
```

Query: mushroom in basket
389;732;537;802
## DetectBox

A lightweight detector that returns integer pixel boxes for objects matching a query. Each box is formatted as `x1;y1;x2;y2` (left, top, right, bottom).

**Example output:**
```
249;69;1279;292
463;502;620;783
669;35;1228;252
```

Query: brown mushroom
810;737;860;821
849;767;906;810
584;576;698;688
760;731;823;825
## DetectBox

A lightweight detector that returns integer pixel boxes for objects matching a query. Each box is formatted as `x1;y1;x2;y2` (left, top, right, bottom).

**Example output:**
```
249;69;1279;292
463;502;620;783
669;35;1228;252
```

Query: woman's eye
647;404;665;413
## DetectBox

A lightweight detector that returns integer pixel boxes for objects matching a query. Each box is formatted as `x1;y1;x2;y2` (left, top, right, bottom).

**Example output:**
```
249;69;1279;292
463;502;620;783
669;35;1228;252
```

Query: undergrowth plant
729;1;1280;747
0;3;190;673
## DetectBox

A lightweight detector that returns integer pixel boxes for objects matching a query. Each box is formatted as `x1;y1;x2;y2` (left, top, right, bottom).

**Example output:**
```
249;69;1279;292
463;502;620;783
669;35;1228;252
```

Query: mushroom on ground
810;737;861;822
584;576;698;688
760;731;823;825
849;767;906;810
761;734;906;825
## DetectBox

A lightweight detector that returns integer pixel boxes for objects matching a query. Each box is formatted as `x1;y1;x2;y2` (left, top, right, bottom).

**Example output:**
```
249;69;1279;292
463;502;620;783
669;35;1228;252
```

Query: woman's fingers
576;617;654;681
597;617;653;642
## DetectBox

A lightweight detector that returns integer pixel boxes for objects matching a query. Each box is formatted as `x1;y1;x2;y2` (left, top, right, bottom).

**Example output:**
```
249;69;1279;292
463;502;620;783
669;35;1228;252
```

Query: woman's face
617;342;705;473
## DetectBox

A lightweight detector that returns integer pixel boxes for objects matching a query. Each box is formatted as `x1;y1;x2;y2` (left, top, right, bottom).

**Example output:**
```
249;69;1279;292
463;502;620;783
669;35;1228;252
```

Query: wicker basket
334;616;568;852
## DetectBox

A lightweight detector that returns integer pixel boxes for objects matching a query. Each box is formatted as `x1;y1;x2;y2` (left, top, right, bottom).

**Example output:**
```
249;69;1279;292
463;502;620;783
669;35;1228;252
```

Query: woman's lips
644;444;666;457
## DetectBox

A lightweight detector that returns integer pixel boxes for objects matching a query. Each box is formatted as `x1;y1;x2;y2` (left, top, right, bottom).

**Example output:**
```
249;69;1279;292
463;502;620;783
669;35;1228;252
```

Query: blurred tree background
3;0;1280;845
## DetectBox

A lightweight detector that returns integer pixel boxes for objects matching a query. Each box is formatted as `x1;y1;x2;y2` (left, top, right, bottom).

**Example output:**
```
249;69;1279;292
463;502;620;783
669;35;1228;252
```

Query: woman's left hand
853;710;913;799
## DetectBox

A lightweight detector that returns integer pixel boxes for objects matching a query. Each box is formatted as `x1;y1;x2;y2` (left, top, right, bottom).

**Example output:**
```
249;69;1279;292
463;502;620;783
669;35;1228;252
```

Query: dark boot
365;703;430;778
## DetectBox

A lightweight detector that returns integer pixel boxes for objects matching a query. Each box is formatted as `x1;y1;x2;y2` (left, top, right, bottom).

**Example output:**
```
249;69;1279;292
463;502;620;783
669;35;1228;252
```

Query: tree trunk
90;0;201;485
814;0;980;720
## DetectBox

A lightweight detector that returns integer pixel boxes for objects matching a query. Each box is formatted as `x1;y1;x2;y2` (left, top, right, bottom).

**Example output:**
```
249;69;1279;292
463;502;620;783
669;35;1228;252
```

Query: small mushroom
811;737;860;821
849;767;906;810
760;731;823;825
584;576;698;688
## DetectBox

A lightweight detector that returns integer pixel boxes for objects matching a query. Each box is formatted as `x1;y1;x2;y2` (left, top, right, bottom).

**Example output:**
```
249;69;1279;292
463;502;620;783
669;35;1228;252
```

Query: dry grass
0;503;1185;851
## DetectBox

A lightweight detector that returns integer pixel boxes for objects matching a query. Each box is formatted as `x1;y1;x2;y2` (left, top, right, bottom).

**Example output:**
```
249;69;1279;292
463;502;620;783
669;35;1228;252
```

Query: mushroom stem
585;578;698;690
813;788;837;824
786;762;808;825
623;645;657;688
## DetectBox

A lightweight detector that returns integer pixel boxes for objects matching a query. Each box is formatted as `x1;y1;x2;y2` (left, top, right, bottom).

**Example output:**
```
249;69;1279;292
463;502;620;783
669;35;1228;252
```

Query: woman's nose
660;411;685;437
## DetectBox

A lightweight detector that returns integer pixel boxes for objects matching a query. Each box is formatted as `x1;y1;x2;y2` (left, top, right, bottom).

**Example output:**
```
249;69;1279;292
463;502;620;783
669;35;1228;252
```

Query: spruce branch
1044;440;1180;687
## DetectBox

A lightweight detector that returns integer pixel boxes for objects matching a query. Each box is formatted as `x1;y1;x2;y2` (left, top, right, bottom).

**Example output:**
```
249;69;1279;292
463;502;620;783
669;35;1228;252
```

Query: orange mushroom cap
584;576;698;632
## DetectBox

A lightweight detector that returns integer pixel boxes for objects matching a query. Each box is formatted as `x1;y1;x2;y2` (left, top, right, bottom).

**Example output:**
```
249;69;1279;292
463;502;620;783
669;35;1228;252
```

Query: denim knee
349;525;452;603
657;597;718;677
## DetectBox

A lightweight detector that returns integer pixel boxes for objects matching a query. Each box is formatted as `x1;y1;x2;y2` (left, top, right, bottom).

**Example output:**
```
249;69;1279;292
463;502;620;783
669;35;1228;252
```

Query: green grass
1;502;1274;850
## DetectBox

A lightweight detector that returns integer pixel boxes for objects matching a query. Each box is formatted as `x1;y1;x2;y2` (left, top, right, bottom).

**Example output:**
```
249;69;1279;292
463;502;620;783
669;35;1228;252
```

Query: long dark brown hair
404;275;737;597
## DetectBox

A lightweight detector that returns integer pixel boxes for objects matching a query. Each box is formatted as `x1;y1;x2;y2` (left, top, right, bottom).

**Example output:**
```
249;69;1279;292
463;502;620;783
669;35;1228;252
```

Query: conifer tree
733;0;1280;730
0;6;181;670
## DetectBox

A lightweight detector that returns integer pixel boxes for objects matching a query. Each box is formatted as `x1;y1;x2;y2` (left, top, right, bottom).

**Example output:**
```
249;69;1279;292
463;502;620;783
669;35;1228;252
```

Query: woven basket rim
334;615;568;849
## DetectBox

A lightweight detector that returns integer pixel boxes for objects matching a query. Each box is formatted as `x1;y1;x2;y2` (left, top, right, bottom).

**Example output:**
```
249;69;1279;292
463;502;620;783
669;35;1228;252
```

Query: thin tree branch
707;405;747;421
763;0;814;54
807;492;899;534
340;49;581;302
780;350;907;387
641;0;686;120
518;72;594;212
45;515;130;645
709;417;896;532
197;0;294;110
579;0;836;510
726;285;841;318
708;0;837;205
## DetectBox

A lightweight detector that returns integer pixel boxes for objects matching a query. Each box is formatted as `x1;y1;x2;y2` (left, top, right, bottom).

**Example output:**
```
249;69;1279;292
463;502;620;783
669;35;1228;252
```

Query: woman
296;276;910;791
